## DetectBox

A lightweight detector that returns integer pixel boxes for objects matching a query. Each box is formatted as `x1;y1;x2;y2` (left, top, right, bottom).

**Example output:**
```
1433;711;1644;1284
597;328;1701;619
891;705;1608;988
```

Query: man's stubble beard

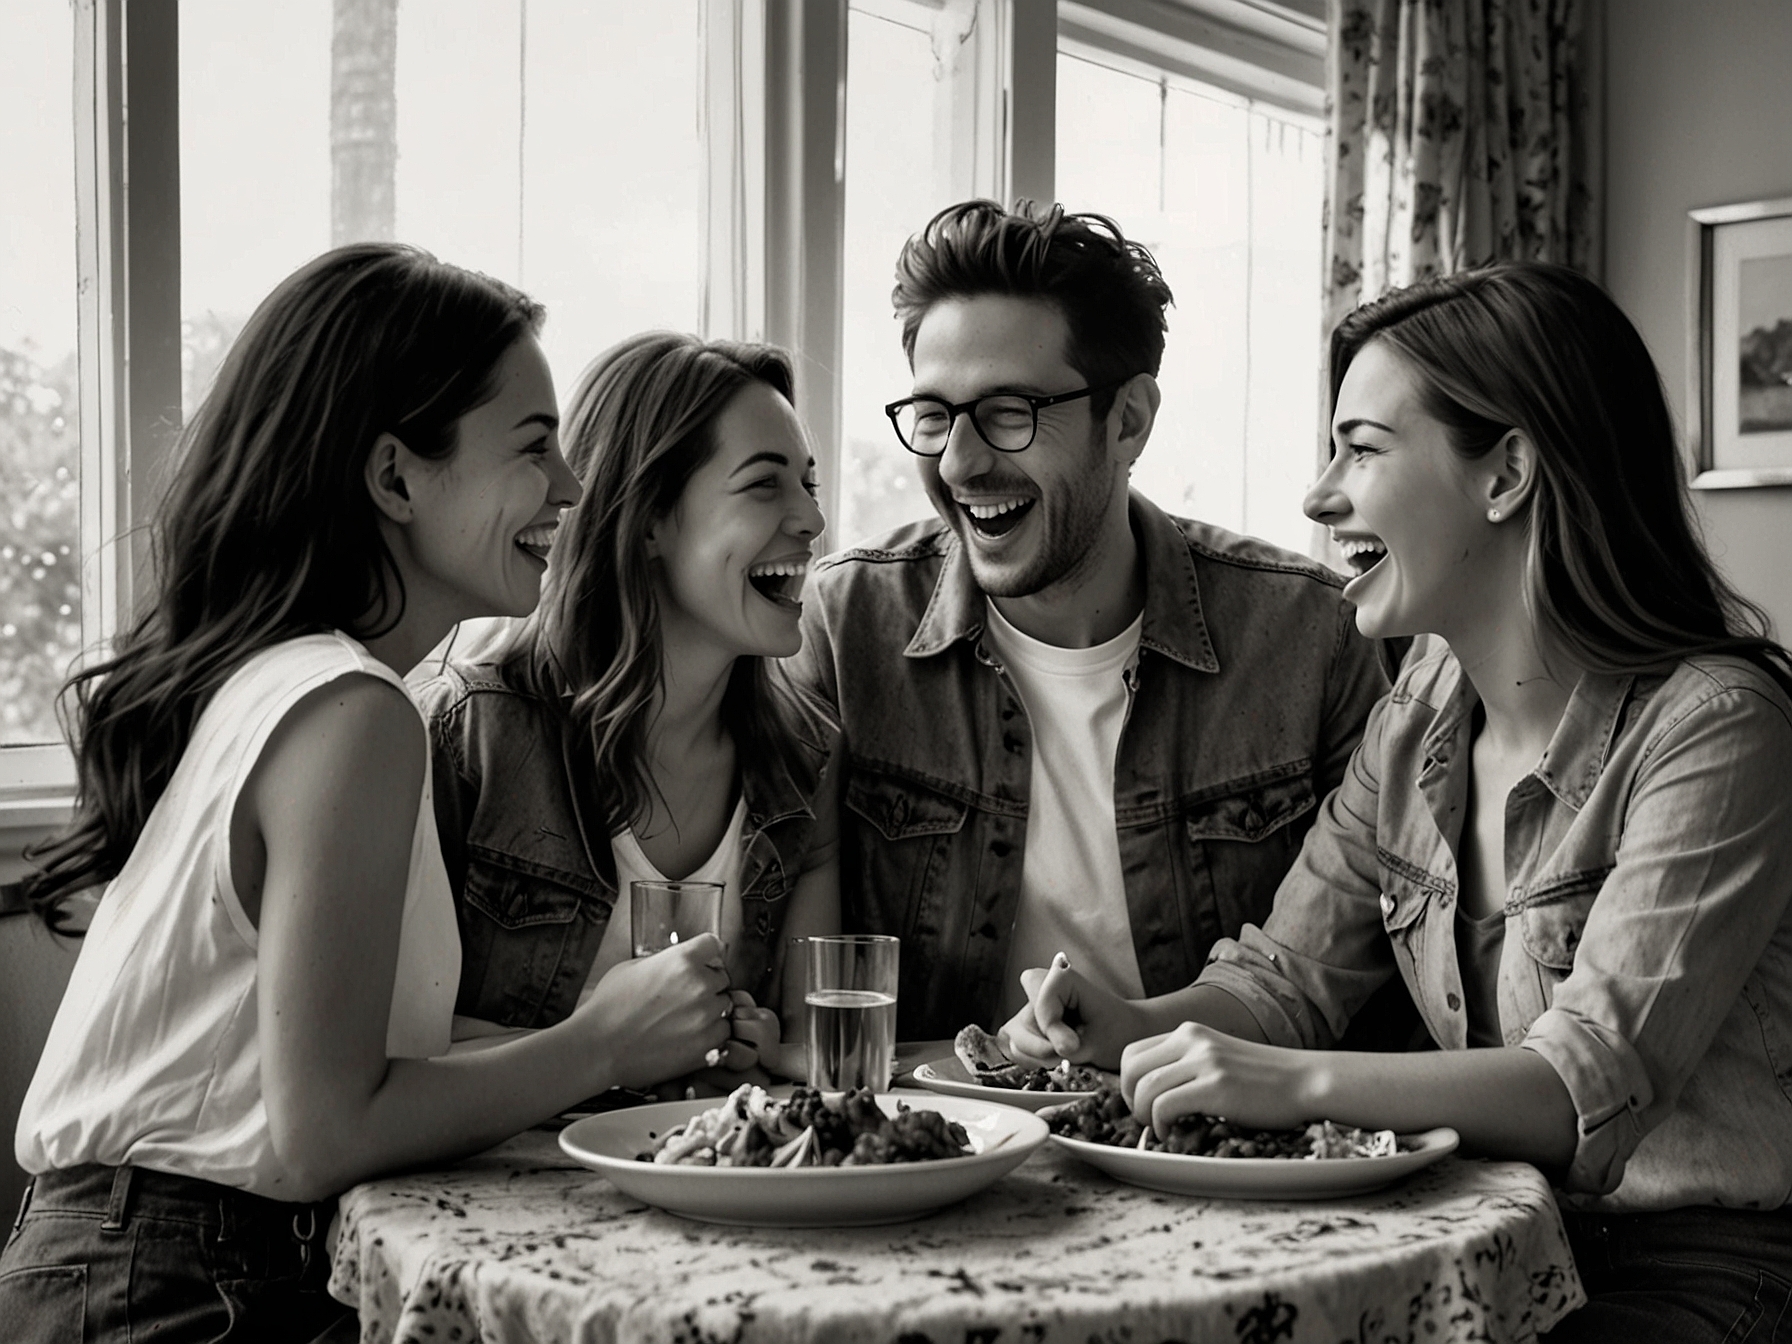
954;426;1117;600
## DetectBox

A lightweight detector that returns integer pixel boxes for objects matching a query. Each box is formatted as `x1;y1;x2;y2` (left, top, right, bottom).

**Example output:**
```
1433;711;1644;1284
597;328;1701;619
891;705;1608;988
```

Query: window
837;0;968;545
0;1;80;754
180;0;704;415
1056;49;1325;554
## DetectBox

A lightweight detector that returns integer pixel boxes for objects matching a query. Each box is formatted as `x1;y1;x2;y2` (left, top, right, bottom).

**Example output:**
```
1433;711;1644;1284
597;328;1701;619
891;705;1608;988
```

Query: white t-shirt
581;794;749;995
987;601;1148;1020
17;633;460;1198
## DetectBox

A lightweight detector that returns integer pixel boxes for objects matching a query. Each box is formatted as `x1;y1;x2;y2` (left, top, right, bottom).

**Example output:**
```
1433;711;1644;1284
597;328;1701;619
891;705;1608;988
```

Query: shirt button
1380;893;1396;916
1447;992;1462;1012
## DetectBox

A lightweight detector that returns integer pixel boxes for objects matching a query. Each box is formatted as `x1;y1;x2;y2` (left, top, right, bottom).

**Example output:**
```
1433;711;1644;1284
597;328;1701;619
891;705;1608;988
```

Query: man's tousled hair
892;199;1174;415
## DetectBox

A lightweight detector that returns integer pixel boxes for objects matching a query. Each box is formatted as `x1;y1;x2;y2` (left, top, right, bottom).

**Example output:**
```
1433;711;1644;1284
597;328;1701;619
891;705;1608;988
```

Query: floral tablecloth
329;1127;1583;1344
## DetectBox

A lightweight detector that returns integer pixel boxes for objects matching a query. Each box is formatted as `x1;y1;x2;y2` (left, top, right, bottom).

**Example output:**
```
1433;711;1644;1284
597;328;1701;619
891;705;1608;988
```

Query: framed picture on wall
1688;196;1792;489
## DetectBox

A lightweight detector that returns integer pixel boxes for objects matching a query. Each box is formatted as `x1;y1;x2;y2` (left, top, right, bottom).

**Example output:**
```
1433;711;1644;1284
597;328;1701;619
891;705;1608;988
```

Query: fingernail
1052;951;1071;971
704;1047;723;1068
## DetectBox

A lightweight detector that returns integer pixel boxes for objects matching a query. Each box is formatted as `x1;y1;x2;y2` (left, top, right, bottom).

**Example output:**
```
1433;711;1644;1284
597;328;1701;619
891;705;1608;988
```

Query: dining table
327;1049;1586;1344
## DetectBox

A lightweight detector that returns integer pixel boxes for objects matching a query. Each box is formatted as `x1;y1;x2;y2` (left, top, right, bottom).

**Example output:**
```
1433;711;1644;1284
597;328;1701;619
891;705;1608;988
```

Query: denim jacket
788;492;1389;1040
1200;643;1792;1210
412;659;838;1027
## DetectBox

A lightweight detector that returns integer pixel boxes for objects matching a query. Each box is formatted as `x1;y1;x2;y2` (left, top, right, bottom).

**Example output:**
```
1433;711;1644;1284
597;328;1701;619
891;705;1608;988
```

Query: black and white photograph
5;3;1792;1342
1691;194;1792;486
1740;252;1792;433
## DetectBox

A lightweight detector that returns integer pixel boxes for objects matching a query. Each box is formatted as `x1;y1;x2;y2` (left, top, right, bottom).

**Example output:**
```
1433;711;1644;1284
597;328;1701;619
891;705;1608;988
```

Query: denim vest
1202;644;1792;1209
412;660;836;1027
788;492;1389;1040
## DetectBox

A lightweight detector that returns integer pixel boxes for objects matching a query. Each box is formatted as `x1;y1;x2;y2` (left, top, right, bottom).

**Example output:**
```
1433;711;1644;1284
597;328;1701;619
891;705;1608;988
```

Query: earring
1487;508;1501;522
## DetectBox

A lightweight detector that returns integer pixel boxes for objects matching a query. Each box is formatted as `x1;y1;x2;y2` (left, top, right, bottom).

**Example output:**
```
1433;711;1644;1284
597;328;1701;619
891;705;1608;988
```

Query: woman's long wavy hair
1330;262;1792;695
25;243;544;927
495;332;823;839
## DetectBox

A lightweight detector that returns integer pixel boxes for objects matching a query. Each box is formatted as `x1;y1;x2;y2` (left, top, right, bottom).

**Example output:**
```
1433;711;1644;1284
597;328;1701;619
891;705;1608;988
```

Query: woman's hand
723;991;780;1072
1121;1022;1321;1135
573;933;734;1091
999;954;1149;1069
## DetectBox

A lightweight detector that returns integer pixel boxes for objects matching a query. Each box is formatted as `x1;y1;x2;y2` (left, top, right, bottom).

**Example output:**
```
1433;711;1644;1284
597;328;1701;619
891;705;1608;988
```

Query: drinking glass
630;880;724;958
805;934;900;1092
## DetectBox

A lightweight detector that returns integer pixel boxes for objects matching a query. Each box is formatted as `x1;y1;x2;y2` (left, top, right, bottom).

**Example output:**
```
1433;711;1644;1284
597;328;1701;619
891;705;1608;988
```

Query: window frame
2;0;179;834
1059;0;1324;119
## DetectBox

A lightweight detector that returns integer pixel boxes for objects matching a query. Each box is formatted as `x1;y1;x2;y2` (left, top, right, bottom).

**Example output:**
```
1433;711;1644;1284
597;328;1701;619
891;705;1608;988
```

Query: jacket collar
1416;650;1631;812
902;490;1219;672
1533;671;1632;811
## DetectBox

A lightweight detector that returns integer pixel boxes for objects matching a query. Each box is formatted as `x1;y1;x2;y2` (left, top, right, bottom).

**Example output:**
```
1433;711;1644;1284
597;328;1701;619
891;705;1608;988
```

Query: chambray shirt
1200;643;1792;1210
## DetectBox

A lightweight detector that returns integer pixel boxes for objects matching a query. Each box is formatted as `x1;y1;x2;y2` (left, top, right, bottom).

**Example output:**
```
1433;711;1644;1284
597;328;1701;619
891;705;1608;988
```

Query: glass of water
805;934;899;1092
630;880;724;958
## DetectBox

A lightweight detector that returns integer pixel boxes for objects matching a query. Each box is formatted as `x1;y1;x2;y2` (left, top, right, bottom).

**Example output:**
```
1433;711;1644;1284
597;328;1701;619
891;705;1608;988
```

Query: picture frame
1687;196;1792;489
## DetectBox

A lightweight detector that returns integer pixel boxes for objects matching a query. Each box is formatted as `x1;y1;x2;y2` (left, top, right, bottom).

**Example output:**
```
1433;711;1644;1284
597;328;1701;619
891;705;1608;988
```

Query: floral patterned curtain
1322;0;1603;336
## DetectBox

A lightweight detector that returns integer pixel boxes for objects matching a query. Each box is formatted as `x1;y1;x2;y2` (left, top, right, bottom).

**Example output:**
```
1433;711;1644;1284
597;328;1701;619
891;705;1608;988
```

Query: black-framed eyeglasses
883;378;1130;457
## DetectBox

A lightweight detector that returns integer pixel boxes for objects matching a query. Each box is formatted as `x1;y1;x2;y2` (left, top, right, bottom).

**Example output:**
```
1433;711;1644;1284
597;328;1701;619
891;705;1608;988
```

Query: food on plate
952;1024;1110;1092
1043;1087;1403;1159
640;1084;972;1168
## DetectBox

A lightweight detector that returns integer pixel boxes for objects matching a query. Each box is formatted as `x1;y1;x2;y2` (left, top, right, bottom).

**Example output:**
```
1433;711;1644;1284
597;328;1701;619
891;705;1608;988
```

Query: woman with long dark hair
418;331;837;1082
1004;262;1792;1339
1;247;736;1341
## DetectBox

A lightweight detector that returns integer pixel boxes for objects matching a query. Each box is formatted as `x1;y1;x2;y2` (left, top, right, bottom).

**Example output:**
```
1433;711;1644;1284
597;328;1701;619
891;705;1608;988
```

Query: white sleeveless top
16;633;460;1198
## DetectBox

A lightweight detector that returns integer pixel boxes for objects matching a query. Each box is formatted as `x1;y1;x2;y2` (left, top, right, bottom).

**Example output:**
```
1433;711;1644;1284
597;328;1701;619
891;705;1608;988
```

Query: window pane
837;0;963;547
0;0;80;747
180;1;331;416
1056;51;1324;556
180;0;701;418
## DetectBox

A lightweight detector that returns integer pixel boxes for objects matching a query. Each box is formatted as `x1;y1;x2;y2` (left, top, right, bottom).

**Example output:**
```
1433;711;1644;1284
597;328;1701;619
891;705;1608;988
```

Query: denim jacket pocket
1373;854;1450;1023
458;847;607;1028
846;771;970;840
1183;771;1318;937
843;769;969;952
1183;772;1316;844
1516;868;1610;972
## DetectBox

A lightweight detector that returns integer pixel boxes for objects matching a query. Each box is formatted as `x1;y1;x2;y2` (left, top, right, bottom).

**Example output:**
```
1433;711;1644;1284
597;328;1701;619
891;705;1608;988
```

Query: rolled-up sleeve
1519;679;1792;1195
1199;689;1402;1049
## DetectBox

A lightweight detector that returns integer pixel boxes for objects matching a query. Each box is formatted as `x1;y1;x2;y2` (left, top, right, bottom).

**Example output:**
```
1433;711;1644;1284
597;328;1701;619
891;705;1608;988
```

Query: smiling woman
379;335;576;632
1317;341;1515;642
649;378;824;663
414;331;842;1090
1005;262;1792;1343
1;245;744;1343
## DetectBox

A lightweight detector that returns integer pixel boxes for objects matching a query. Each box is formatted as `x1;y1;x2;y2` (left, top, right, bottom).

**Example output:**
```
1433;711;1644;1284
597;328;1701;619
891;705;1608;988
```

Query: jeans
0;1164;354;1343
1545;1206;1792;1342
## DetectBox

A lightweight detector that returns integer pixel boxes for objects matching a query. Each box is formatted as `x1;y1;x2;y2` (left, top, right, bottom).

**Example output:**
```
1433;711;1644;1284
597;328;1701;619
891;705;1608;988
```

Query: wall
1604;0;1792;637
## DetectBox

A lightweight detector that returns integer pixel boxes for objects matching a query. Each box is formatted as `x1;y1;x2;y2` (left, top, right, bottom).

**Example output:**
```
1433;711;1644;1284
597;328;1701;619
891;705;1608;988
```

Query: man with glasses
790;199;1390;1047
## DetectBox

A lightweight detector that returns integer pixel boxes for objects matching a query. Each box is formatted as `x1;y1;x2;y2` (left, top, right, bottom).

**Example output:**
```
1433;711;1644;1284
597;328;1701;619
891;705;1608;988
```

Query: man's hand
997;953;1147;1070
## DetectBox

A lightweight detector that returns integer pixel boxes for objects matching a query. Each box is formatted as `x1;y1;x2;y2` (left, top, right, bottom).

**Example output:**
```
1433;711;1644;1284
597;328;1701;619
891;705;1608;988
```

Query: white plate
558;1091;1048;1227
1052;1126;1460;1199
910;1055;1108;1112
